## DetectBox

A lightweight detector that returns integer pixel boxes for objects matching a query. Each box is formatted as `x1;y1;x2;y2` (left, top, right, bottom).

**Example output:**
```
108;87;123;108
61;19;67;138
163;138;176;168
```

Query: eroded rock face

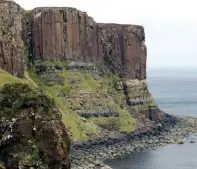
98;24;147;79
0;84;71;169
0;1;147;80
31;8;146;79
0;1;24;77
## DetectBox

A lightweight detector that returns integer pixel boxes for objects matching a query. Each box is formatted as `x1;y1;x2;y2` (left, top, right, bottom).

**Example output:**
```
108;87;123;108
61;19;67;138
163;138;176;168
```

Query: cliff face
0;0;161;142
0;1;163;168
0;1;24;77
98;24;147;79
31;8;146;79
0;2;147;80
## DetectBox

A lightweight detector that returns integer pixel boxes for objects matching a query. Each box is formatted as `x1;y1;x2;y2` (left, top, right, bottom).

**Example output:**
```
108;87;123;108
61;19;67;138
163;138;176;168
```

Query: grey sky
16;0;197;68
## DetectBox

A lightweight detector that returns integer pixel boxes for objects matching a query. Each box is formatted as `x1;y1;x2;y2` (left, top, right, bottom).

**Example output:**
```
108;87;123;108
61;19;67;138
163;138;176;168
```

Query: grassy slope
0;69;98;140
0;70;37;88
28;69;99;140
27;60;137;140
0;59;137;140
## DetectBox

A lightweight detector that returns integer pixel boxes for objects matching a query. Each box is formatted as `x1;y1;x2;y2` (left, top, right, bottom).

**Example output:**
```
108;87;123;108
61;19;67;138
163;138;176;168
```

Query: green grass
27;60;139;139
42;85;98;140
0;58;145;141
87;107;136;133
0;69;37;88
118;107;136;133
28;66;99;140
87;117;120;131
134;100;156;110
0;70;23;85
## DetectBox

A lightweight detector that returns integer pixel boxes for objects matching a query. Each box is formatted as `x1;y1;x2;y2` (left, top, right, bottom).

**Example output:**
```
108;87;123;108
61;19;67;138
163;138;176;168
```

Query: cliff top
98;23;144;30
32;7;144;29
0;0;144;30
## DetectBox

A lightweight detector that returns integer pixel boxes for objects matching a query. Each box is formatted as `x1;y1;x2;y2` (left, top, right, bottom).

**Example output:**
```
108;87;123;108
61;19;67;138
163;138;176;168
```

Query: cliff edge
0;1;163;168
31;7;146;79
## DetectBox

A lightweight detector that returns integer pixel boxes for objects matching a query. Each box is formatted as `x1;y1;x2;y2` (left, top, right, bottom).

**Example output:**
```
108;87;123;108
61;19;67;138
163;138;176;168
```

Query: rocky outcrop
0;0;24;77
31;8;146;79
0;84;71;169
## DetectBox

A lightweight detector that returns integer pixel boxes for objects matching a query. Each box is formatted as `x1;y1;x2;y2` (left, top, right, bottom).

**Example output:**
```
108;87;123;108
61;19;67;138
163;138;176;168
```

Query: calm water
106;68;197;169
148;68;197;117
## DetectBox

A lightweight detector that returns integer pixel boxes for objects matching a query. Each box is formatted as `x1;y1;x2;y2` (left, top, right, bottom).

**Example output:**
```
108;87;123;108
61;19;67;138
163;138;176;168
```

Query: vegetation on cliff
27;59;137;140
0;83;71;169
0;58;155;141
0;70;37;88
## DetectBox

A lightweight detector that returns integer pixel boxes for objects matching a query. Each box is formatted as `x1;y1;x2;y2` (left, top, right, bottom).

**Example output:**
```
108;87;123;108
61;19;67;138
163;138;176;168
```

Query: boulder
177;140;184;144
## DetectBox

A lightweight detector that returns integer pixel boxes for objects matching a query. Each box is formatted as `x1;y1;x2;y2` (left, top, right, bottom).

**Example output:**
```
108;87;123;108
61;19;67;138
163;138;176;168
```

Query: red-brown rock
0;1;147;80
31;8;147;80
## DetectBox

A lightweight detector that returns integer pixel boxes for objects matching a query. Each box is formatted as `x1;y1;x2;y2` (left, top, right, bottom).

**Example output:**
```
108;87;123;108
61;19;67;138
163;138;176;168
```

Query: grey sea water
105;68;197;169
148;68;197;117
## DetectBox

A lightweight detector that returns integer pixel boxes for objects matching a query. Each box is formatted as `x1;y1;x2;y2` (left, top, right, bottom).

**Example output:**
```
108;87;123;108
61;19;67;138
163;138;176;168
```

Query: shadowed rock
0;84;71;169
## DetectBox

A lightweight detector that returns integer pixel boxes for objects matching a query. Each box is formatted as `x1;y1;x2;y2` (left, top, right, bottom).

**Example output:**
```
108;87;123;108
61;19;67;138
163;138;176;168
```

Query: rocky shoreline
71;114;197;169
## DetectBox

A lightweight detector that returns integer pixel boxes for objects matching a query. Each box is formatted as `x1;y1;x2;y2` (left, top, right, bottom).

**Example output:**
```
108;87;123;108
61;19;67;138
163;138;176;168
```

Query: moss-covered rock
0;83;71;169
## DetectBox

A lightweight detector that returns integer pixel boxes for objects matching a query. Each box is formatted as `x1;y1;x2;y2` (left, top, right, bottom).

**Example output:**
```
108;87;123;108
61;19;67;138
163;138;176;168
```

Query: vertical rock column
0;1;24;77
32;8;65;60
32;8;99;62
31;7;147;80
98;24;147;79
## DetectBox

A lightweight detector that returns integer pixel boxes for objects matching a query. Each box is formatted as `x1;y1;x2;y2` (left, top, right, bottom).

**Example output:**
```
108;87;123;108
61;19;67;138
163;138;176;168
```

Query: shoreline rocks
71;116;197;169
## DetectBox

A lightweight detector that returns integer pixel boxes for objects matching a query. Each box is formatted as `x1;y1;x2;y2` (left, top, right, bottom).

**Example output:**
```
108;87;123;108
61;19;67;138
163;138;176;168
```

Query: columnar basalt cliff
0;0;24;77
31;8;147;79
0;1;147;80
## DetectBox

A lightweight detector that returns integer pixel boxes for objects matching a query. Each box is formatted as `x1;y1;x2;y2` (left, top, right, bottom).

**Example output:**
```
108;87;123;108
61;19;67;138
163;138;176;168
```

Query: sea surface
148;68;197;117
105;68;197;169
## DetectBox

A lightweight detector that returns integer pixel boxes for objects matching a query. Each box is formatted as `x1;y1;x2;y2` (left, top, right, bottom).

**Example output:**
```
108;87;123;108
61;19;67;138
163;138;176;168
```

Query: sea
105;67;197;169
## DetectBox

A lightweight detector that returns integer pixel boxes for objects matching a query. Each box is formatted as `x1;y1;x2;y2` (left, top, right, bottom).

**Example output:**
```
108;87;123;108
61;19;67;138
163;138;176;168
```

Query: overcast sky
16;0;197;68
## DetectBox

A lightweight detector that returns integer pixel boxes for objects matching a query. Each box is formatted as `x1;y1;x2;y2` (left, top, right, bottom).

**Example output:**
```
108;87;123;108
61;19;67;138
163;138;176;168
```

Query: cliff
0;1;162;168
0;1;146;80
0;0;161;135
0;0;24;77
31;8;146;79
